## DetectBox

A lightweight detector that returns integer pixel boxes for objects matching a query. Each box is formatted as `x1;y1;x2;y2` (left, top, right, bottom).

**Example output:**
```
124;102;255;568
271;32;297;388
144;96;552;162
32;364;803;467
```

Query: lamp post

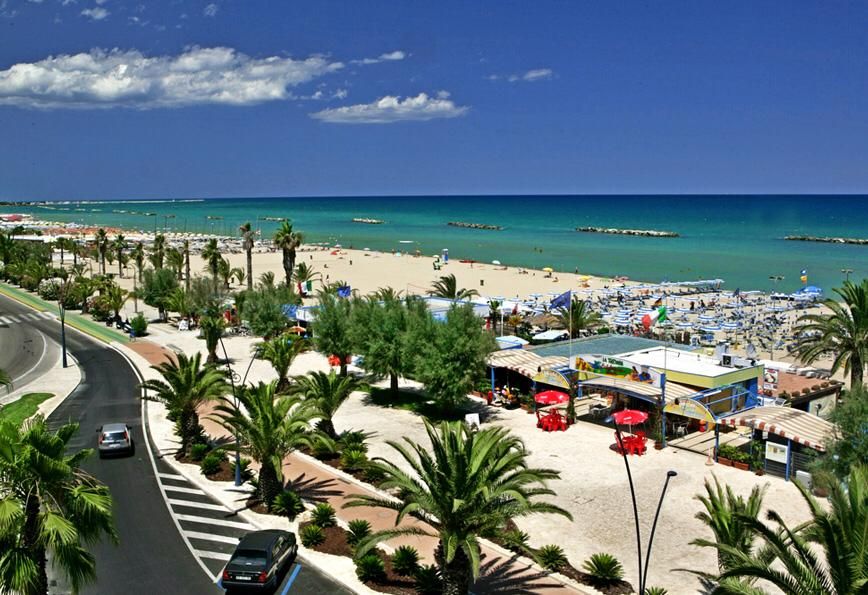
58;278;69;369
841;268;853;282
219;337;261;487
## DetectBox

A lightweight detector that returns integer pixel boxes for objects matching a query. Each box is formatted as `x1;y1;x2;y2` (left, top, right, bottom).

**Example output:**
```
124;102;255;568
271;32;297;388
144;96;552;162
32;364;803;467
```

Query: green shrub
199;452;224;476
346;519;372;547
355;553;386;583
582;552;624;586
501;528;530;553
645;587;668;595
37;278;62;301
130;313;148;336
300;524;324;548
338;430;369;453
363;465;386;485
535;544;568;571
413;564;443;595
340;447;368;472
88;296;111;321
311;502;337;528
391;545;420;577
272;490;305;521
189;443;210;461
312;438;338;459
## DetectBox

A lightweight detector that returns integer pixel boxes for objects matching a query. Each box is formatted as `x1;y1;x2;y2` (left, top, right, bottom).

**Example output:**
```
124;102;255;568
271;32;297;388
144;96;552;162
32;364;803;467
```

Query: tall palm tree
345;421;572;595
239;222;255;291
0;416;117;595
487;299;502;334
698;465;868;594
165;246;184;282
273;221;303;286
140;352;228;454
231;266;245;287
217;257;233;291
149;233;166;270
54;237;67;267
429;274;478;300
183;240;191;291
795;279;868;388
167;287;195;319
201;238;221;289
198;312;226;364
556;296;604;338
111;234;127;278
691;475;767;571
94;228;108;275
257;336;310;392
292;370;361;439
131;241;145;281
104;284;128;319
212;380;317;508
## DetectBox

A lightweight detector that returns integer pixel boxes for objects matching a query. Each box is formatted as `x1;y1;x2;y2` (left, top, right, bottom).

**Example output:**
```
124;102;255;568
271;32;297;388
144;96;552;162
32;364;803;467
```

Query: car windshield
103;431;126;441
231;550;267;569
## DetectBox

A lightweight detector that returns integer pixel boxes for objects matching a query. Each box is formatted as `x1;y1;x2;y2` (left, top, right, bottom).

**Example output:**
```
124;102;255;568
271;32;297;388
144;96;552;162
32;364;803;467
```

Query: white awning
719;406;834;451
487;350;568;379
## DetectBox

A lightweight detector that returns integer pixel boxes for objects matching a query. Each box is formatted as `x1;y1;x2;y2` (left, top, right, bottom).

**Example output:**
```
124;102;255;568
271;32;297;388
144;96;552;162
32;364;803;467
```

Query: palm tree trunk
59;246;64;267
317;418;336;440
390;373;399;396
118;254;123;278
246;248;253;290
435;541;471;595
184;249;191;291
282;250;292;286
23;493;48;595
180;409;200;455
260;462;282;508
340;360;347;377
288;250;296;285
850;358;864;390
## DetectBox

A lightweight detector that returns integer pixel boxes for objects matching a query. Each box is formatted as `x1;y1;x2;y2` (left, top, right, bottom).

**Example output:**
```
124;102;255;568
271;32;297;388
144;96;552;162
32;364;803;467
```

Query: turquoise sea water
6;195;868;292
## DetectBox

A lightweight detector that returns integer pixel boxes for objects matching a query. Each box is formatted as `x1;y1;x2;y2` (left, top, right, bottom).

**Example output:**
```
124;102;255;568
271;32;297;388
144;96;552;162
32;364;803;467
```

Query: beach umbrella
534;390;570;406
492;260;501;265
611;409;648;432
543;267;554;272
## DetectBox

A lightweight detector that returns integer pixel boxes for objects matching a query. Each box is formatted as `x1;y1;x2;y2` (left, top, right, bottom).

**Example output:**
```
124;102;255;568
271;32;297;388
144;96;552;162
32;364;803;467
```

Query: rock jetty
576;226;678;238
784;235;868;245
351;217;385;224
448;221;503;231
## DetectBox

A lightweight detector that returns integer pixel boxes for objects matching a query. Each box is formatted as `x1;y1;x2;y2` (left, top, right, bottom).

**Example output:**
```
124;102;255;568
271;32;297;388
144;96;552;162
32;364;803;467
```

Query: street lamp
58;278;70;368
219;337;262;487
841;268;853;282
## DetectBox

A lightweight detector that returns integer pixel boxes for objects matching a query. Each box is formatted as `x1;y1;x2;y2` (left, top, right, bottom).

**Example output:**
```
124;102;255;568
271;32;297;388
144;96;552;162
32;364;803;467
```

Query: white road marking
195;550;233;562
157;472;186;480
184;531;240;545
0;316;12;324
164;484;207;495
168;498;229;512
38;311;54;319
6;315;20;323
175;514;255;531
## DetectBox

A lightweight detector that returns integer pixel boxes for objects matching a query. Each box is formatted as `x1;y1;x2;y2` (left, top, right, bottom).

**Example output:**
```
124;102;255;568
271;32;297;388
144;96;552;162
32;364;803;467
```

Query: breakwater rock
352;218;385;224
785;235;868;245
448;221;503;231
576;226;679;238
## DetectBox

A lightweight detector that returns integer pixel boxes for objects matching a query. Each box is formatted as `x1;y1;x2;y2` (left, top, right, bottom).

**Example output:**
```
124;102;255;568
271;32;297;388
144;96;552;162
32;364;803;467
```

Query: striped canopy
719;406;834;451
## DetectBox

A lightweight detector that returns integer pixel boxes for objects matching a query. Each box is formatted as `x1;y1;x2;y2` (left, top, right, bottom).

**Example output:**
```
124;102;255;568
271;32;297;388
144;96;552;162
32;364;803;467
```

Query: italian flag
642;306;667;330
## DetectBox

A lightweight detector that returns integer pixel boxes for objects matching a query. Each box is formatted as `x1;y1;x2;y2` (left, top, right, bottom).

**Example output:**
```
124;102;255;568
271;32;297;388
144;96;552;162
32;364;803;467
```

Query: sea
6;195;868;293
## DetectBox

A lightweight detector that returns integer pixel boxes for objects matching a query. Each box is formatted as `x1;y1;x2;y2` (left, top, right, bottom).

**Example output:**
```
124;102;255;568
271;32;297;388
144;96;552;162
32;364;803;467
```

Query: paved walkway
127;340;592;595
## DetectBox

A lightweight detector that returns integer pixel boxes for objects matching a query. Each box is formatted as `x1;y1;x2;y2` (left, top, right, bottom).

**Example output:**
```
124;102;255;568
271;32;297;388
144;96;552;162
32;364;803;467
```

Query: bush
311;502;337;528
363;465;386;485
272;490;305;521
355;553;386;583
37;278;62;301
130;313;148;337
501;528;530;553
340;447;368;472
346;519;372;548
88;296;112;321
338;430;369;453
582;553;624;586
300;524;324;547
413;564;443;595
199;452;224;476
230;457;255;483
391;545;420;577
646;587;668;595
535;544;568;571
189;443;210;462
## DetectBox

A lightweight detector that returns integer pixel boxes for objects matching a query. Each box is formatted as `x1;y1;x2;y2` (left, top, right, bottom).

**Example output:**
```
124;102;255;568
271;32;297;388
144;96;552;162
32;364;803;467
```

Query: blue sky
0;0;866;199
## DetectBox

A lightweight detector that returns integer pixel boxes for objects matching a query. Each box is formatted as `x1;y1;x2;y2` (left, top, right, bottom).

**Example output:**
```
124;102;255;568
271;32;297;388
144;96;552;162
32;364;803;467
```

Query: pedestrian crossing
0;311;55;325
152;456;254;579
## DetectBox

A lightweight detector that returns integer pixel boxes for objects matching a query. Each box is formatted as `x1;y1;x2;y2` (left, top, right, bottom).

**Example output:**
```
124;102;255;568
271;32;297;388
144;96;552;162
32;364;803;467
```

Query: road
0;293;350;595
0;307;57;395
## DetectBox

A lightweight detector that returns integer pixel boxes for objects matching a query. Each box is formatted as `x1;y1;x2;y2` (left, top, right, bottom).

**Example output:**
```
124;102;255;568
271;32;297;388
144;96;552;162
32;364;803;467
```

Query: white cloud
491;68;554;83
203;3;217;17
310;92;468;124
0;46;345;109
350;50;406;65
332;88;347;100
80;6;108;20
28;0;45;4
94;0;108;4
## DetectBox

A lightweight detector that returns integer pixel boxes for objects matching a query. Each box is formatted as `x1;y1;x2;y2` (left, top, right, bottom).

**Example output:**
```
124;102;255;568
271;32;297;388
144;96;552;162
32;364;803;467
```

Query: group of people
486;386;520;408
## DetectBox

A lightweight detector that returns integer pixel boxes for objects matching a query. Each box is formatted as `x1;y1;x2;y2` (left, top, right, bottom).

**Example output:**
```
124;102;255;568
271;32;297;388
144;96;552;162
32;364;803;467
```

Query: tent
532;329;569;342
496;335;529;350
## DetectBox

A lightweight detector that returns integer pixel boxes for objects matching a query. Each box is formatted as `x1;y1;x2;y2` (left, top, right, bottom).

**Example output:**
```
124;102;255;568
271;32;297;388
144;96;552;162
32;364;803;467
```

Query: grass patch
364;387;468;422
0;393;53;427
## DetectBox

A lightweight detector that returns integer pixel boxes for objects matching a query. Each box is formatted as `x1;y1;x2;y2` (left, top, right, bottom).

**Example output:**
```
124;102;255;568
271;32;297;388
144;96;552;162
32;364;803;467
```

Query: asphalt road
0;306;56;395
0;293;351;595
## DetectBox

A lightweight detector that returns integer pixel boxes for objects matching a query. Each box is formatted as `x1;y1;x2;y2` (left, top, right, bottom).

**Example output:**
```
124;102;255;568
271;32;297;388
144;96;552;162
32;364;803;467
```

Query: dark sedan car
222;530;297;591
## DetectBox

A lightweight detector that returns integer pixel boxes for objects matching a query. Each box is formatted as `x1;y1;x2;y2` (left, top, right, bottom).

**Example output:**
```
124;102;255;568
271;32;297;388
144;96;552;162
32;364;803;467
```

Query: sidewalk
125;339;593;595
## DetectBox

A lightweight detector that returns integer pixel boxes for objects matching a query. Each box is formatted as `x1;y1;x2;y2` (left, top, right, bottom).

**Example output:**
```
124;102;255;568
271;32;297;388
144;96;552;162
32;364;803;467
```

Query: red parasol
612;409;649;426
534;390;570;406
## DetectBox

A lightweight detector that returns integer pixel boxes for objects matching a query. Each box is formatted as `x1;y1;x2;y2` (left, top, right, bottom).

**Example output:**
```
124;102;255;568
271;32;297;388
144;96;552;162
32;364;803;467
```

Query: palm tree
111;234;127;278
183;240;191;291
165;246;184;282
691;475;767;571
201;238;221;289
0;231;15;267
239;222;255;291
698;465;868;594
372;286;403;301
140;352;228;455
795;279;868;388
292;370;361;439
199;312;226;364
258;271;276;290
149;233;166;270
212;380;317;508
293;262;320;292
167;287;195;319
104;284;128;319
94;228;108;275
0;416;117;595
231;266;245;288
273;221;303;286
345;421;572;595
257;336;310;392
54;237;67;268
556;296;603;338
429;273;478;300
131;241;145;281
487;299;501;334
217;257;233;291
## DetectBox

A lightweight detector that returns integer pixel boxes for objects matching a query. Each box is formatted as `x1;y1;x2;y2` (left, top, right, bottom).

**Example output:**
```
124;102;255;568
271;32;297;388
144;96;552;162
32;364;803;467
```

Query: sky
0;0;866;200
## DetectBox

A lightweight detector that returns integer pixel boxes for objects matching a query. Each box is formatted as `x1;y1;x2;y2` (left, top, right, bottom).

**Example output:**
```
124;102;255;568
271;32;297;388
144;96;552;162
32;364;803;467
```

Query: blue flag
337;285;352;298
550;290;571;310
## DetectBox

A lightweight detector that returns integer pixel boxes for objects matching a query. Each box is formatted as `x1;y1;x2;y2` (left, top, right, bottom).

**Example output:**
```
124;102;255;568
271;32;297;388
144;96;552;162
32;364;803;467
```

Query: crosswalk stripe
168;498;229;512
6;315;20;323
195;549;232;562
184;531;241;545
38;311;54;319
158;472;185;481
175;514;255;531
0;316;12;324
164;485;207;495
